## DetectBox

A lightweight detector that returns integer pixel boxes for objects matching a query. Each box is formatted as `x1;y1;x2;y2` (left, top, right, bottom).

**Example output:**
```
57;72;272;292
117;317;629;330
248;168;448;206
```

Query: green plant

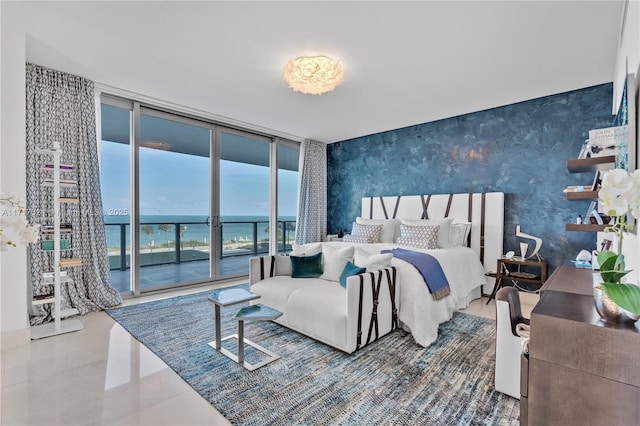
597;168;640;315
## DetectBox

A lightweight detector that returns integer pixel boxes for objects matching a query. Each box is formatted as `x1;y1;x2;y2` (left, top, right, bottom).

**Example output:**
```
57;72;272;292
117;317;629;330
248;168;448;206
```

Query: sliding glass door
100;95;299;295
218;130;271;278
138;110;212;290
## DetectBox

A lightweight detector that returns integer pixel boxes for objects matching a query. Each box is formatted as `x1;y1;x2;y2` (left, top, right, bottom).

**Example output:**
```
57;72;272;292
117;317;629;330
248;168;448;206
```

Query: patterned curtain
295;139;327;244
26;63;122;325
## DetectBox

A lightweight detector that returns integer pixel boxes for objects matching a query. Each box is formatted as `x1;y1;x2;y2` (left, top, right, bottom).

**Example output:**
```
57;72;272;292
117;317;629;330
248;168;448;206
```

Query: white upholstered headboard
361;192;504;293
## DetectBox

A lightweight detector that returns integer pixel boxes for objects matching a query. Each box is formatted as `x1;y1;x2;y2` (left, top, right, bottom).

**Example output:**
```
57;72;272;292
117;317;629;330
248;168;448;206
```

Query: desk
486;257;548;304
522;265;640;425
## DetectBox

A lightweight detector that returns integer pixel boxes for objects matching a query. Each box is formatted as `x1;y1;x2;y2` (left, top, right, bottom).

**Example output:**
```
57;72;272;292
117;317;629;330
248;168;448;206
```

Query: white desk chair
495;286;529;399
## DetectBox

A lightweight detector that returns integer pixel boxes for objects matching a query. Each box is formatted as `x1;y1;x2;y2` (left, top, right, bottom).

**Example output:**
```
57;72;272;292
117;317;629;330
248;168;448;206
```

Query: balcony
106;219;295;293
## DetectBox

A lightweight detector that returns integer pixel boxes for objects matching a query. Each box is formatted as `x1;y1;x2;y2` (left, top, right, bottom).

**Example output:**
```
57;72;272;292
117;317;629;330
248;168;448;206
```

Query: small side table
207;287;260;350
231;304;282;371
486;257;548;305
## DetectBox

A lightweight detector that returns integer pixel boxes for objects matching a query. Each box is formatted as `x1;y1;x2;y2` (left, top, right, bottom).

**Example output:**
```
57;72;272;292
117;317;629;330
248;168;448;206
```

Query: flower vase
593;281;640;325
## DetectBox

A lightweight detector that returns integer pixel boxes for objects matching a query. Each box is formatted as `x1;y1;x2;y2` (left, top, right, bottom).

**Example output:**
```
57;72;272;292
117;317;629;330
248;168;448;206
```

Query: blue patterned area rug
106;285;519;425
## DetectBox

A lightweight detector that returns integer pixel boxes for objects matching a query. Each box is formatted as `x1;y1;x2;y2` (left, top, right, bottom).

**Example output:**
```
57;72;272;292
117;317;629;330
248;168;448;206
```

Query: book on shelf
42;270;68;278
60;197;79;203
41;223;72;232
41;239;72;251
587;125;628;158
33;294;54;301
41;229;73;237
60;258;82;267
588;125;629;142
42;163;75;171
43;178;77;186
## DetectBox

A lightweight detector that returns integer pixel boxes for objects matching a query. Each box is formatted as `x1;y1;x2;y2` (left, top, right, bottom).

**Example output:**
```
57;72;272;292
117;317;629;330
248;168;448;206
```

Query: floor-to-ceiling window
100;95;300;295
277;141;299;253
138;109;212;291
100;100;132;293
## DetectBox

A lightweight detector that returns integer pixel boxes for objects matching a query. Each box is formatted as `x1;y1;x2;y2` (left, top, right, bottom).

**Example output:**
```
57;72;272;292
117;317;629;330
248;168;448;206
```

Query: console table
521;265;640;425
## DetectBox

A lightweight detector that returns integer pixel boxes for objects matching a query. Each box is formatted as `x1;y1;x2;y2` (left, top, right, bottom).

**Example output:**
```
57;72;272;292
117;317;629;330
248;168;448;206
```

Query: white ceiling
16;1;624;143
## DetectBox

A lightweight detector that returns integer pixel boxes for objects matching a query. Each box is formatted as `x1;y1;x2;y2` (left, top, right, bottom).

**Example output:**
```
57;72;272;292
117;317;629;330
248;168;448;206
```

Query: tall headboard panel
361;192;504;293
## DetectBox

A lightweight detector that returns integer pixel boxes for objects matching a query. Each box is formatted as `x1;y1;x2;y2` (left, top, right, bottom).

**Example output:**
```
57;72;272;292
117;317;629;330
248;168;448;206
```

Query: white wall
0;2;28;333
614;0;640;284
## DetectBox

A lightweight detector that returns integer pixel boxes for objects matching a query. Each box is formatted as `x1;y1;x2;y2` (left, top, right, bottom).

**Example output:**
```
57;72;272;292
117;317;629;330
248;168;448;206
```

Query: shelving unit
565;190;599;200
566;155;616;173
31;142;83;340
565;156;615;232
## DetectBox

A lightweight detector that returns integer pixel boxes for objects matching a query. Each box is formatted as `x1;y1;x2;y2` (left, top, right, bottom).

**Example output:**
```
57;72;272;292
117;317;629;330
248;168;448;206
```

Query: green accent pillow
339;261;366;287
290;252;323;278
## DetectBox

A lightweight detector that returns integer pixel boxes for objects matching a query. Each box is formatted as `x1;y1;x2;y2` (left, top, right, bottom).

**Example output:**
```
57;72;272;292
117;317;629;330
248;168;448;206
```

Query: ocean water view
104;215;296;250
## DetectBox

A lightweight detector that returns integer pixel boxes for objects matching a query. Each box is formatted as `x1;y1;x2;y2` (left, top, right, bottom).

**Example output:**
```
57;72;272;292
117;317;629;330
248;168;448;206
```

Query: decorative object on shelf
0;193;40;251
519;242;528;260
592;168;640;324
283;56;344;95
574;249;592;268
515;226;543;261
589;212;611;224
578;139;590;159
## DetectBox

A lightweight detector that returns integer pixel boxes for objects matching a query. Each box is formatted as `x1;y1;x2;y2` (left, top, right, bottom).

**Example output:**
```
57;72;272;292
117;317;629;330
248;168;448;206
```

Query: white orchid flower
0;197;39;251
601;168;634;194
599;185;628;216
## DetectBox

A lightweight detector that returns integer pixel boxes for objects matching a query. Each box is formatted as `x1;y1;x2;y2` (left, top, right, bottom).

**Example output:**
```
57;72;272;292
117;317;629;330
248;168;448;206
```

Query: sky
100;142;298;218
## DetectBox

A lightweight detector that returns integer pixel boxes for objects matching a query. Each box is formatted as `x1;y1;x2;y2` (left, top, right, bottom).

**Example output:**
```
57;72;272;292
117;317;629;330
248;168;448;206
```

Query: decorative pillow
353;247;393;271
396;224;439;249
400;218;453;248
291;242;322;256
343;234;370;244
355;217;400;243
345;222;383;243
320;245;355;282
290;252;323;278
450;222;472;247
339;261;366;287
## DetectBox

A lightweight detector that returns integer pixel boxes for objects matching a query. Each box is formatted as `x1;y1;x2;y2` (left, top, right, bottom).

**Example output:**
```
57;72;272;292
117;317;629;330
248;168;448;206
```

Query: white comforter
322;242;487;347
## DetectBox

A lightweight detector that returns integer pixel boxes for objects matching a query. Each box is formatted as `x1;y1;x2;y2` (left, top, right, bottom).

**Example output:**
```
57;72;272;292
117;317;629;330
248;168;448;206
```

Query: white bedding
319;242;487;347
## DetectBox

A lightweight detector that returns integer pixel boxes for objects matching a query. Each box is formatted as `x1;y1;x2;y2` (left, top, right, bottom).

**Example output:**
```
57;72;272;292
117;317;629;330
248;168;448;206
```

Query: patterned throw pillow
396;224;439;249
343;222;383;243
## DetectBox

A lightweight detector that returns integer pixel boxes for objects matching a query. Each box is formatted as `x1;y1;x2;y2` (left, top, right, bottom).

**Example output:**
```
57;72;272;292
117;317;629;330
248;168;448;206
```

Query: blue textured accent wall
327;84;614;270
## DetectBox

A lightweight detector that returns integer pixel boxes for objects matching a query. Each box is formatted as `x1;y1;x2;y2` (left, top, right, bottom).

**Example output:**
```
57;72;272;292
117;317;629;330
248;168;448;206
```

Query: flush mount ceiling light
283;55;344;95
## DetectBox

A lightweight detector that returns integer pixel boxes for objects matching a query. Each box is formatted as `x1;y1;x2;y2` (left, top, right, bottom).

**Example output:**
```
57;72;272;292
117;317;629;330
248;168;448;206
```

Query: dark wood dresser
521;265;640;425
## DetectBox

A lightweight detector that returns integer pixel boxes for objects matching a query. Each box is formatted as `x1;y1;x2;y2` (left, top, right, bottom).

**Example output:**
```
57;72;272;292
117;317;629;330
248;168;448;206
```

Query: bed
329;192;504;347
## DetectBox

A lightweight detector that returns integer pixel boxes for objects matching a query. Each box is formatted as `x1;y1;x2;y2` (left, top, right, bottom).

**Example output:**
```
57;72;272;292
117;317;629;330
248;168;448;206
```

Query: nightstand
486;257;548;304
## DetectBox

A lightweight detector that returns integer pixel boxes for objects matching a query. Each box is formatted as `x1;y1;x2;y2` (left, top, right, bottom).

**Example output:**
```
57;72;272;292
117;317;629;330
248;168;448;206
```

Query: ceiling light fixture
283;55;344;95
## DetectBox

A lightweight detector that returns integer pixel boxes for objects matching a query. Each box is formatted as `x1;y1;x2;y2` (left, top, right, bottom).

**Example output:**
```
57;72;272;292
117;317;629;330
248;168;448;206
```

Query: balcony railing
105;220;296;271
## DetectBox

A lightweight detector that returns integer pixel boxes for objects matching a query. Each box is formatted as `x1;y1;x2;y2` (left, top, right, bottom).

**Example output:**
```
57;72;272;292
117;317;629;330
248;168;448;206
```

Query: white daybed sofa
249;254;398;354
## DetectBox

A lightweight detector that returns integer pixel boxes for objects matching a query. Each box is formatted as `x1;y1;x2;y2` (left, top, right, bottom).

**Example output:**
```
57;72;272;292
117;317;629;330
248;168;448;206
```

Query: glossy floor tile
1;282;240;426
2;279;538;426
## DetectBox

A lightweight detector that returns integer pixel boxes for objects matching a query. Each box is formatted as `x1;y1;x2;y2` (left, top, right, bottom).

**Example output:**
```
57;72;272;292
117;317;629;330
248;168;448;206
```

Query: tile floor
1;285;538;426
